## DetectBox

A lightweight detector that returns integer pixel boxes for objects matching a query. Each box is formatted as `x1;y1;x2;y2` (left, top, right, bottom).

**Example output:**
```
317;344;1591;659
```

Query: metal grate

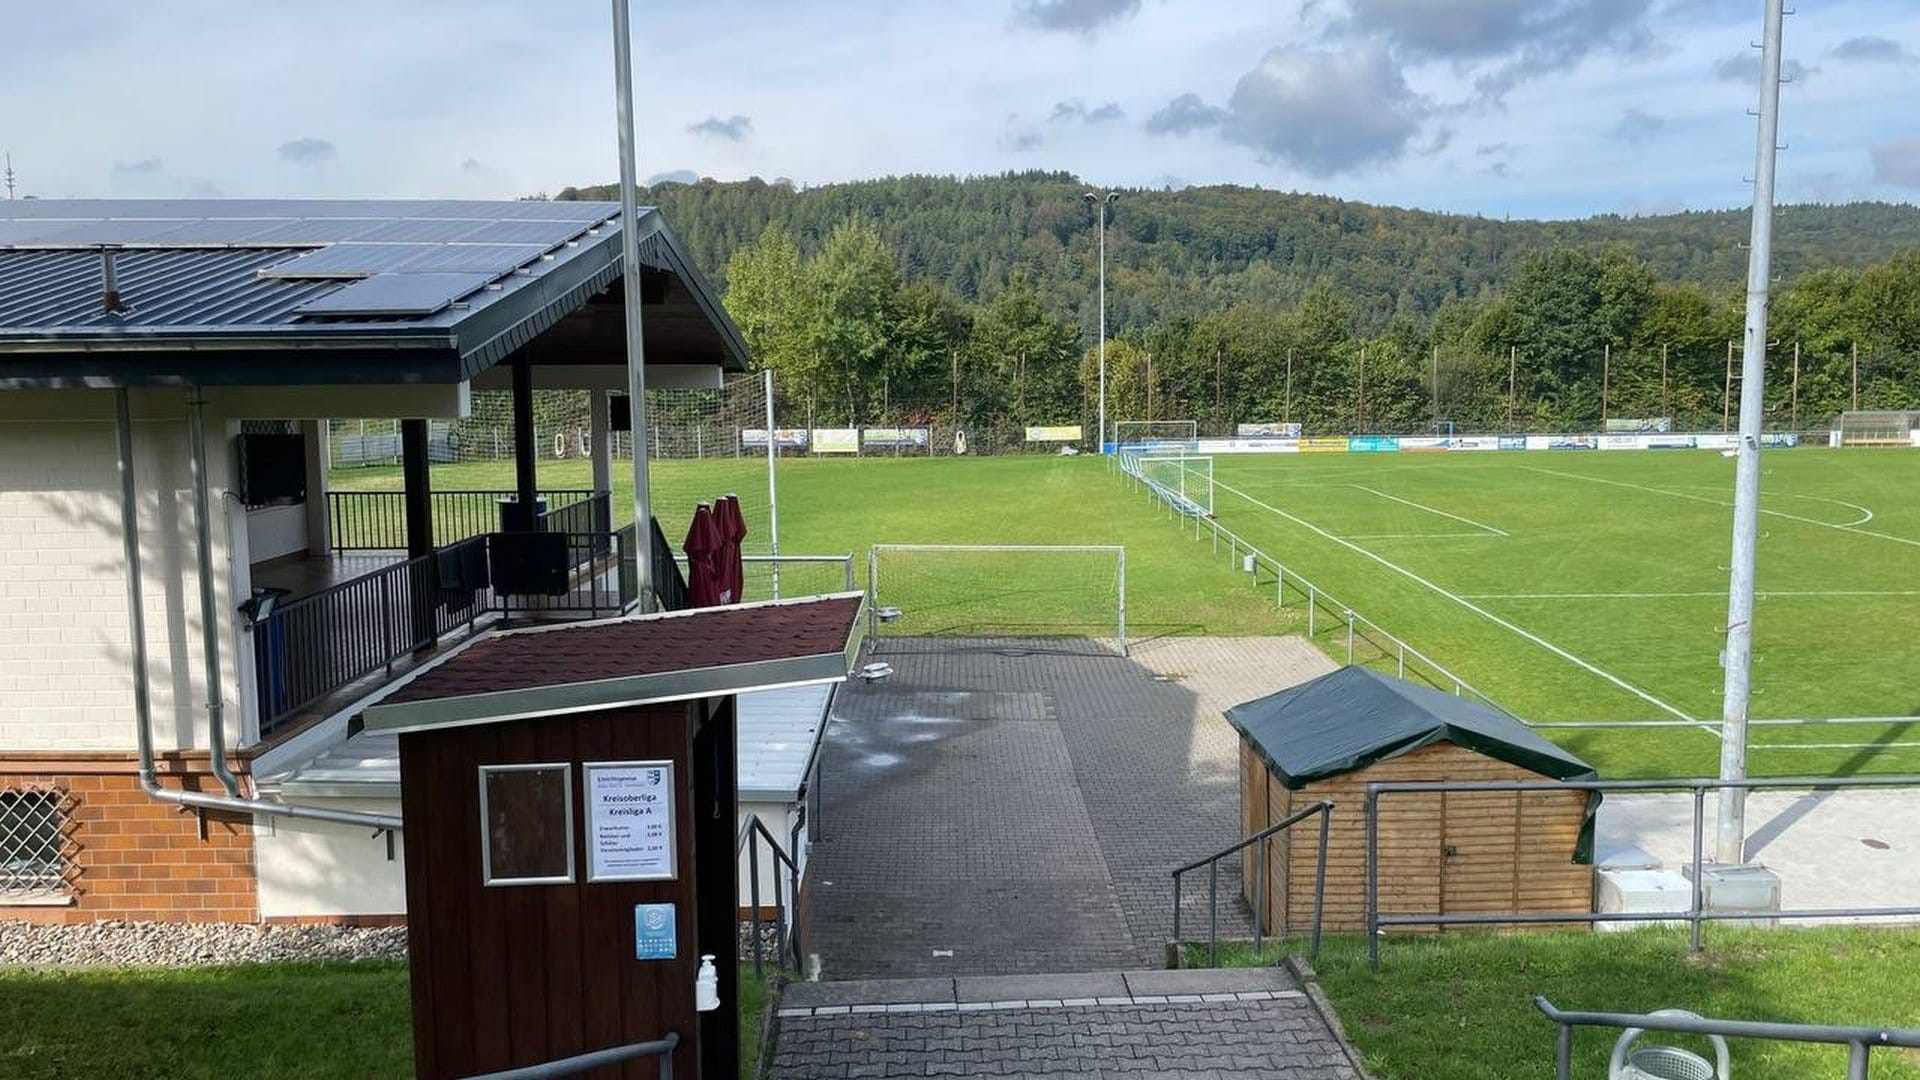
1;786;73;897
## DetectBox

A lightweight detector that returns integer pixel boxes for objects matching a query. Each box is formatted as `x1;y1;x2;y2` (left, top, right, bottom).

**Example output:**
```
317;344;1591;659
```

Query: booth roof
1224;665;1597;790
361;594;864;735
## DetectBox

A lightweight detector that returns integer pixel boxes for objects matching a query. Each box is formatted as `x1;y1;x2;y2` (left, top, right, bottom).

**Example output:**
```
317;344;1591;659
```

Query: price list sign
583;761;677;882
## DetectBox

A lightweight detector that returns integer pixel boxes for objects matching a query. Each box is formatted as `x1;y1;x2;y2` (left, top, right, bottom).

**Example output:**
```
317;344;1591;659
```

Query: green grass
330;448;1920;777
1200;928;1920;1080
0;961;776;1079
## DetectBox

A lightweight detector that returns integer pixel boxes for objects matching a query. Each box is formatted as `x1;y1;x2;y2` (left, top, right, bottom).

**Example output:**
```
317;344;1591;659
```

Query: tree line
716;214;1920;437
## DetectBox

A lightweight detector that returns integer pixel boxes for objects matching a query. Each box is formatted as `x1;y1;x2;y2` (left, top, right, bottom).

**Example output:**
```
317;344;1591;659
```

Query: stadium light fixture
1085;191;1119;453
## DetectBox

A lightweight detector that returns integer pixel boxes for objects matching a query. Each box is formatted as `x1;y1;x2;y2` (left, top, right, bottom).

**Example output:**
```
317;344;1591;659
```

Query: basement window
0;787;72;902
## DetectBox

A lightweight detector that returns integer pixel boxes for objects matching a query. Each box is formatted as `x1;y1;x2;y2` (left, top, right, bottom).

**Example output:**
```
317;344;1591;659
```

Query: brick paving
807;636;1335;978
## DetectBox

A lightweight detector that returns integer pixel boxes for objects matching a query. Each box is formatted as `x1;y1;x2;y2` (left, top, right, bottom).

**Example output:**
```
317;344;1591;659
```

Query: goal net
1836;410;1920;447
1127;453;1214;517
867;545;1127;654
1112;419;1198;451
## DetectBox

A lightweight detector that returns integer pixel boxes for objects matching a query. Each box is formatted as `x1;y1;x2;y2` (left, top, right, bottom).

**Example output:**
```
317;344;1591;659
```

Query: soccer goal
867;544;1126;654
1128;453;1214;517
1112;419;1198;451
1836;410;1920;447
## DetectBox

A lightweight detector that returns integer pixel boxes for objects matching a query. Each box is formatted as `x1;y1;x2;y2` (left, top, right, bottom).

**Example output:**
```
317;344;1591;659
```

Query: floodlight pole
1717;0;1788;867
611;0;653;610
1086;191;1117;451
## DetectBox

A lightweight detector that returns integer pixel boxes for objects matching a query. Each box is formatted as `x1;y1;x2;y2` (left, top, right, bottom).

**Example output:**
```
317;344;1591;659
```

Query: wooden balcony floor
251;551;406;601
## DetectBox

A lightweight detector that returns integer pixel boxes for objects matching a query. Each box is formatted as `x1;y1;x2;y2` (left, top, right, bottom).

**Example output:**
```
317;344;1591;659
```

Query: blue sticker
634;903;677;960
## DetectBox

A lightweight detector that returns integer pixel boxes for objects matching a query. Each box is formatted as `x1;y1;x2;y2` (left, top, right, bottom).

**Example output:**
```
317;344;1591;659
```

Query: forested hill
556;171;1920;331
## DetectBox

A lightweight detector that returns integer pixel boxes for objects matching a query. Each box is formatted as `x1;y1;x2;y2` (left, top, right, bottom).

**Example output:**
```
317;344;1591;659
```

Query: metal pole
764;369;780;599
1852;341;1860;411
1366;791;1381;971
1662;342;1670;421
1285;349;1293;421
1556;1025;1574;1080
1791;340;1801;431
1252;838;1265;954
1172;872;1183;947
1116;548;1127;656
611;0;653;610
1847;1041;1870;1080
1508;346;1517;431
1431;344;1439;422
186;392;242;798
1723;340;1734;432
1208;859;1218;967
1311;805;1330;960
748;835;763;978
1346;611;1355;664
1690;786;1707;953
1717;0;1787;868
1602;342;1610;427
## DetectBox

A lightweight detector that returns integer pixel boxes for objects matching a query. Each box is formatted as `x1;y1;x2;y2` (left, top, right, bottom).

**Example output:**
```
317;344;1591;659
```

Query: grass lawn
1198;927;1920;1080
330;448;1920;778
0;961;774;1079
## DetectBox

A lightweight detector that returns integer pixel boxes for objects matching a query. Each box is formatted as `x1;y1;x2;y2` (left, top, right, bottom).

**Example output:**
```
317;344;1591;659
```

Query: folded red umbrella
682;503;723;608
717;494;748;604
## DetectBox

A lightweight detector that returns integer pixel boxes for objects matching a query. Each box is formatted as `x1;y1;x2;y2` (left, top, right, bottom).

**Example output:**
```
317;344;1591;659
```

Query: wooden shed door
1374;790;1442;931
1441;790;1521;924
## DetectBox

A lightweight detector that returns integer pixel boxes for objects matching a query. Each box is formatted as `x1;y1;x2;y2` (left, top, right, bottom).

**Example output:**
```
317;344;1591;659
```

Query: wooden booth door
1373;789;1442;931
1440;790;1522;923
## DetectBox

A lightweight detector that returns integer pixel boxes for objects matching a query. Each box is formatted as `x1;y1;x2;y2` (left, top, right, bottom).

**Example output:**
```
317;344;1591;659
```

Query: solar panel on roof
293;272;494;317
349;219;494;244
258;243;443;279
457;218;599;245
392;243;546;274
24;219;200;246
241;219;386;244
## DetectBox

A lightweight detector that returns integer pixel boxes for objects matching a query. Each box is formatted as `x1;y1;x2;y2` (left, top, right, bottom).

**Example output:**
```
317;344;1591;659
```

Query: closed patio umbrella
683;502;723;607
717;493;748;604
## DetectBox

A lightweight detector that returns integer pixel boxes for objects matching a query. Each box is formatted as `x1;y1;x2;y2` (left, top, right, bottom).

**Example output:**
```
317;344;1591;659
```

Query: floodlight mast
1085;191;1118;452
611;0;653;610
1717;0;1788;867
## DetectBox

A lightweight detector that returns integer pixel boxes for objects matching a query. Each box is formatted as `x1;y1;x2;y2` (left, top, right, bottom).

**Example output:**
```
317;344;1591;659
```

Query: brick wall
1;756;256;924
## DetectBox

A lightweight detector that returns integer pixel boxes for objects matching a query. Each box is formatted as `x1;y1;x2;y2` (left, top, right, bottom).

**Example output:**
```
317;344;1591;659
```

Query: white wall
739;800;807;916
254;798;408;919
0;395;245;753
247;504;308;563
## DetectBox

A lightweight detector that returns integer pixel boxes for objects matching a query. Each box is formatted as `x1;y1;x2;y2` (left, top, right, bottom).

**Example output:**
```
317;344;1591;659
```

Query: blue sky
3;0;1916;219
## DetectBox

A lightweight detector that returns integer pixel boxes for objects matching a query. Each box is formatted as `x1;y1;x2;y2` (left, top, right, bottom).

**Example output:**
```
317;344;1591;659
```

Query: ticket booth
360;594;866;1080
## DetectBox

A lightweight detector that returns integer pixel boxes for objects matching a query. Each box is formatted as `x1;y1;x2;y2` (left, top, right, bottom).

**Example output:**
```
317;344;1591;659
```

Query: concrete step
778;966;1298;1018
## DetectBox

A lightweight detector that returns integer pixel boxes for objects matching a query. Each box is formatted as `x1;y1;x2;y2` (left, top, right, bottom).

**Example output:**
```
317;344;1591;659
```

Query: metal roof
737;682;836;803
0;199;749;387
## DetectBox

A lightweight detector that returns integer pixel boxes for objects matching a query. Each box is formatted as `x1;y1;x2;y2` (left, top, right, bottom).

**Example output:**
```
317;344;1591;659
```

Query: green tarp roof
1226;666;1600;861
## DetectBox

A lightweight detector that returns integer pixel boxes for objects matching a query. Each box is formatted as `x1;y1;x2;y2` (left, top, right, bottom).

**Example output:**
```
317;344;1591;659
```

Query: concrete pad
1123;967;1294;997
782;977;954;1009
955;971;1128;1002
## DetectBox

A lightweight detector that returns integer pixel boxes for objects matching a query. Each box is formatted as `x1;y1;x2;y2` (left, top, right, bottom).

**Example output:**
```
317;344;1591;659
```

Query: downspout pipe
187;390;243;798
117;389;403;835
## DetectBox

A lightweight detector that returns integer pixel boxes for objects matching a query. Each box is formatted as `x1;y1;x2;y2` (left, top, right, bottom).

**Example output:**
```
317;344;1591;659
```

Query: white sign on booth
583;760;678;882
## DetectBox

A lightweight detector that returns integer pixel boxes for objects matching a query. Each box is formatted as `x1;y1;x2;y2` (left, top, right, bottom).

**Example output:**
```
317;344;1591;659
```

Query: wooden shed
1224;666;1599;935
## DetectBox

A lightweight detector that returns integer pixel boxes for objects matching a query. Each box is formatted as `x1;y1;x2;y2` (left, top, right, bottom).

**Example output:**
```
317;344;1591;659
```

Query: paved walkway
807;636;1335;978
1599;788;1920;920
771;968;1362;1079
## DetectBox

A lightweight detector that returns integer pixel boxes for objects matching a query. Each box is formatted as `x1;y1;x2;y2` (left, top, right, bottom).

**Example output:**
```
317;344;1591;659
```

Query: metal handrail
1364;774;1920;970
1536;997;1920;1080
327;488;598;551
459;1032;679;1080
1173;801;1333;967
736;813;803;978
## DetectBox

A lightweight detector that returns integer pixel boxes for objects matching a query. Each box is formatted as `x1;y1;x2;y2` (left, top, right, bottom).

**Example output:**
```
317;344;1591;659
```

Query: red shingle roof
386;595;862;705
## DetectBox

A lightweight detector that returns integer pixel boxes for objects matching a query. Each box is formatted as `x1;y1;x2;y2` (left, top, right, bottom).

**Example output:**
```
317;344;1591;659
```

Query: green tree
803;218;899;424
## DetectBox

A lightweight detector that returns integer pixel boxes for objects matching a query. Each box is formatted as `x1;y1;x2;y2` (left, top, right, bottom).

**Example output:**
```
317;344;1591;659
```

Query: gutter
114;388;403;836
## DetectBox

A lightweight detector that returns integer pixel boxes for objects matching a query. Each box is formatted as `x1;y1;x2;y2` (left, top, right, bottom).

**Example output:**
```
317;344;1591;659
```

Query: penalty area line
1210;475;1710;731
1349;485;1509;536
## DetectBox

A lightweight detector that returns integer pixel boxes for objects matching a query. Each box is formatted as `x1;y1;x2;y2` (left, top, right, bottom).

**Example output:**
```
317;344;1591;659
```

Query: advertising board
811;427;859;454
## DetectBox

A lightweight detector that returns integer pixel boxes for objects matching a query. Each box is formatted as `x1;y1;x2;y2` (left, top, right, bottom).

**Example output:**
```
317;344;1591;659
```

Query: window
1;787;70;898
477;764;575;887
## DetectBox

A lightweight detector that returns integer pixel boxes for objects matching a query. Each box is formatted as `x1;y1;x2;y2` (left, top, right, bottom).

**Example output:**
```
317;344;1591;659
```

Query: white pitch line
1350;485;1510;536
1464;589;1920;600
1345;532;1504;541
1751;741;1920;751
1210;475;1706;727
1526;466;1920;551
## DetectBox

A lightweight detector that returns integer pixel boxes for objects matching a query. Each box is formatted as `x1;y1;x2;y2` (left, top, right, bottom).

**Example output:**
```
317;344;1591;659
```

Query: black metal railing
737;813;803;979
1173;800;1332;967
327;488;597;551
1536;997;1920;1080
255;523;650;738
650;518;689;612
458;1032;679;1080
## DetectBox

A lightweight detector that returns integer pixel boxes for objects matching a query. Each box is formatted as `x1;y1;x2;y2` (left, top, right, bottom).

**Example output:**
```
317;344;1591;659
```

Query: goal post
1128;453;1214;517
867;544;1126;654
1112;419;1198;450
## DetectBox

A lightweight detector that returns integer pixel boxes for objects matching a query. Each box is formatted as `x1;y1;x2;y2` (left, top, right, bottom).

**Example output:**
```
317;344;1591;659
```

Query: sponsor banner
1647;435;1698;450
1196;437;1299;454
1300;436;1350;454
1399;436;1452;451
1760;432;1801;449
862;426;929;448
1693;433;1739;451
740;427;810;450
1599;435;1642;451
1498;436;1528;451
812;427;859;454
1606;417;1673;433
1025;424;1083;442
1547;435;1598;450
1349;436;1400;453
1236;422;1303;438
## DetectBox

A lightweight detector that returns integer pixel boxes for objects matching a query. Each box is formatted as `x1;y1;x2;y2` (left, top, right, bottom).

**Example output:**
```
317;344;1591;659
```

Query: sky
3;0;1917;220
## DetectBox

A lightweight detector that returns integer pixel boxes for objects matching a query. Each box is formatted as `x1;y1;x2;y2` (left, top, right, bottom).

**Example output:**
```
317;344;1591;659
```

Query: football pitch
1161;447;1920;778
333;448;1919;778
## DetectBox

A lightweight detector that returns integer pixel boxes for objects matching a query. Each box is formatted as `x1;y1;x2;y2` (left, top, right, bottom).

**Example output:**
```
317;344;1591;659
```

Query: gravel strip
0;920;408;968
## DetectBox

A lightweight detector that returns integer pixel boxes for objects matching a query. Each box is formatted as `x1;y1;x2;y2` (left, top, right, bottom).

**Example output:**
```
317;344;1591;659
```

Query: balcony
247;491;687;741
